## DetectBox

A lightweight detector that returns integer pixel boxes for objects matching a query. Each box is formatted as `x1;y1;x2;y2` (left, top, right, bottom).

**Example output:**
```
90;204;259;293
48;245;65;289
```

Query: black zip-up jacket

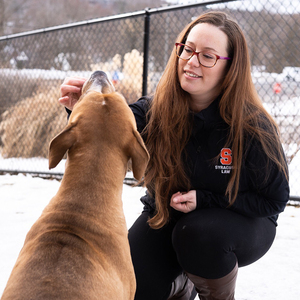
129;96;290;226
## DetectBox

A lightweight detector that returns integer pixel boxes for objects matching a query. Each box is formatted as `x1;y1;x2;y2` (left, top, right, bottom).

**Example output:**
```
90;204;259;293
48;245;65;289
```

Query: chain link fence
0;0;299;199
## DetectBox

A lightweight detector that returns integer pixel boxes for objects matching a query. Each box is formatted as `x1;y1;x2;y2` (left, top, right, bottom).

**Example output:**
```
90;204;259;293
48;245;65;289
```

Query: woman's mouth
184;71;202;78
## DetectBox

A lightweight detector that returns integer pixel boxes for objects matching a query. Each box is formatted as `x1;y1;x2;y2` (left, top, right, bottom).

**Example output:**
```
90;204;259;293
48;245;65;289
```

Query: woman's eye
184;47;193;54
202;53;215;60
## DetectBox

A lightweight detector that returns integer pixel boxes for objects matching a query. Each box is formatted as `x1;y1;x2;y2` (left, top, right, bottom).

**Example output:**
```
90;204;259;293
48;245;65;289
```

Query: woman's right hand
58;76;87;111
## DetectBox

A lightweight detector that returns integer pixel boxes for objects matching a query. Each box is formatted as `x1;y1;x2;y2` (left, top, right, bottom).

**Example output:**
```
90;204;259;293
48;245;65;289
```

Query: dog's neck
49;143;128;224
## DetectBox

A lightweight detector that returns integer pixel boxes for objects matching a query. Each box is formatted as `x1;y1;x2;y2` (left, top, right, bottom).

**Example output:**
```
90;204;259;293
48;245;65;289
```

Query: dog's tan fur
1;71;149;300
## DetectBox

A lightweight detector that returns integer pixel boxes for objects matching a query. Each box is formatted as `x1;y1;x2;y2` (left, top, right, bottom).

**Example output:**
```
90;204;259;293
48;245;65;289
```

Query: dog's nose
91;70;107;81
91;70;115;94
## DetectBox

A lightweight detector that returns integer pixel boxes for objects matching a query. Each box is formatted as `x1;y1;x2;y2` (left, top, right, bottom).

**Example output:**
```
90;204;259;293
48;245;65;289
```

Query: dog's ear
49;123;77;169
130;129;149;181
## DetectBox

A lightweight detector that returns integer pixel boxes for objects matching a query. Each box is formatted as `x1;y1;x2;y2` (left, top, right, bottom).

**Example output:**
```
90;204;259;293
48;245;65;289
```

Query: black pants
128;208;276;300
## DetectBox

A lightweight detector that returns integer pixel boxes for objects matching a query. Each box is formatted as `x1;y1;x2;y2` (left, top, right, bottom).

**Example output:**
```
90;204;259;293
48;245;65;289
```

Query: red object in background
273;82;282;94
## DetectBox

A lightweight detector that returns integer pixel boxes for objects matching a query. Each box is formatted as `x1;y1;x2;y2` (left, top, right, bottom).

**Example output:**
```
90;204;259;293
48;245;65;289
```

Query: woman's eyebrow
185;41;217;52
203;46;217;52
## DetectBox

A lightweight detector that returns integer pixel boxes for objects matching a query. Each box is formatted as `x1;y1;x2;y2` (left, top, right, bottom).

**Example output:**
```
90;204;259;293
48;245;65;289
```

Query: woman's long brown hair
143;11;288;229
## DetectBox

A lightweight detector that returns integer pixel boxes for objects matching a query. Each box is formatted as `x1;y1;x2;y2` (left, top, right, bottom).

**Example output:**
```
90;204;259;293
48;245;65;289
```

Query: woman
59;11;289;300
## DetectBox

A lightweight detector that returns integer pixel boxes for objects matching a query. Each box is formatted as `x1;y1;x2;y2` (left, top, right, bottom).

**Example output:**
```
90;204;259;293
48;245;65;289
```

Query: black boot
168;272;197;300
186;262;238;300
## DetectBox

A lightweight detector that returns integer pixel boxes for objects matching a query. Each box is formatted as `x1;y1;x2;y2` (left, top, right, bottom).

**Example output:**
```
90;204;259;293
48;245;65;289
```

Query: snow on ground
0;173;299;299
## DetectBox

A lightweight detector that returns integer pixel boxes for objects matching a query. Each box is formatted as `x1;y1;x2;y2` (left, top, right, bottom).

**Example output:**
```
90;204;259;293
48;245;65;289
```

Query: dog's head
49;71;149;181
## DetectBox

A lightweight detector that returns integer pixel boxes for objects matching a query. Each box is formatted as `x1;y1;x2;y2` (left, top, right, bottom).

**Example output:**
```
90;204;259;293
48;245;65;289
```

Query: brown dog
1;71;149;300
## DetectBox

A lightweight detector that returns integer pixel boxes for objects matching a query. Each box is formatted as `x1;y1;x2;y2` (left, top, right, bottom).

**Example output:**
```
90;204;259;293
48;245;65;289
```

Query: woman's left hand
170;190;197;213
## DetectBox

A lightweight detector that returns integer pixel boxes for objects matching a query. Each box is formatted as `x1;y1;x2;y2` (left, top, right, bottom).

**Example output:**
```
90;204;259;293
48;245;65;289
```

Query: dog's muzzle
83;70;115;95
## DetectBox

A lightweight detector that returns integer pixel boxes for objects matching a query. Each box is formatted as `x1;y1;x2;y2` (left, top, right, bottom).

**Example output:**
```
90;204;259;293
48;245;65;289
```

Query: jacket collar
191;96;224;128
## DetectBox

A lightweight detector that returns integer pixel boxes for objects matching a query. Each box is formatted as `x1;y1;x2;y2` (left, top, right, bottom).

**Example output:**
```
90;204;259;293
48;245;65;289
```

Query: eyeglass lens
177;44;217;67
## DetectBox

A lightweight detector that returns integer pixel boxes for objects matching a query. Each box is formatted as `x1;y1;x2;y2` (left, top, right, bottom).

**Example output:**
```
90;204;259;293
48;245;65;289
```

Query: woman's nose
187;54;201;67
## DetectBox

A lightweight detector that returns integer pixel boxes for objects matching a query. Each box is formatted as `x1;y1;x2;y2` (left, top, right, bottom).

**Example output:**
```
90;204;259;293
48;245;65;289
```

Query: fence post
142;8;150;96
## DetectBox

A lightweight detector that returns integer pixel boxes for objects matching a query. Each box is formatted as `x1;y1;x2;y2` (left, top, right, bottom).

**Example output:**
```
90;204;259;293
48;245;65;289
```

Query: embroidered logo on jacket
215;148;233;174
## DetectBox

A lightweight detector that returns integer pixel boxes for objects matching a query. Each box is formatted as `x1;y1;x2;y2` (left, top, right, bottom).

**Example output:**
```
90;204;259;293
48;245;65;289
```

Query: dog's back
1;72;149;300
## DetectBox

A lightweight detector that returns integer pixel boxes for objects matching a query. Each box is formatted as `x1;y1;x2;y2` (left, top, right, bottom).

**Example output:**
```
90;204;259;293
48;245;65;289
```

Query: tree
0;0;167;36
0;0;5;36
